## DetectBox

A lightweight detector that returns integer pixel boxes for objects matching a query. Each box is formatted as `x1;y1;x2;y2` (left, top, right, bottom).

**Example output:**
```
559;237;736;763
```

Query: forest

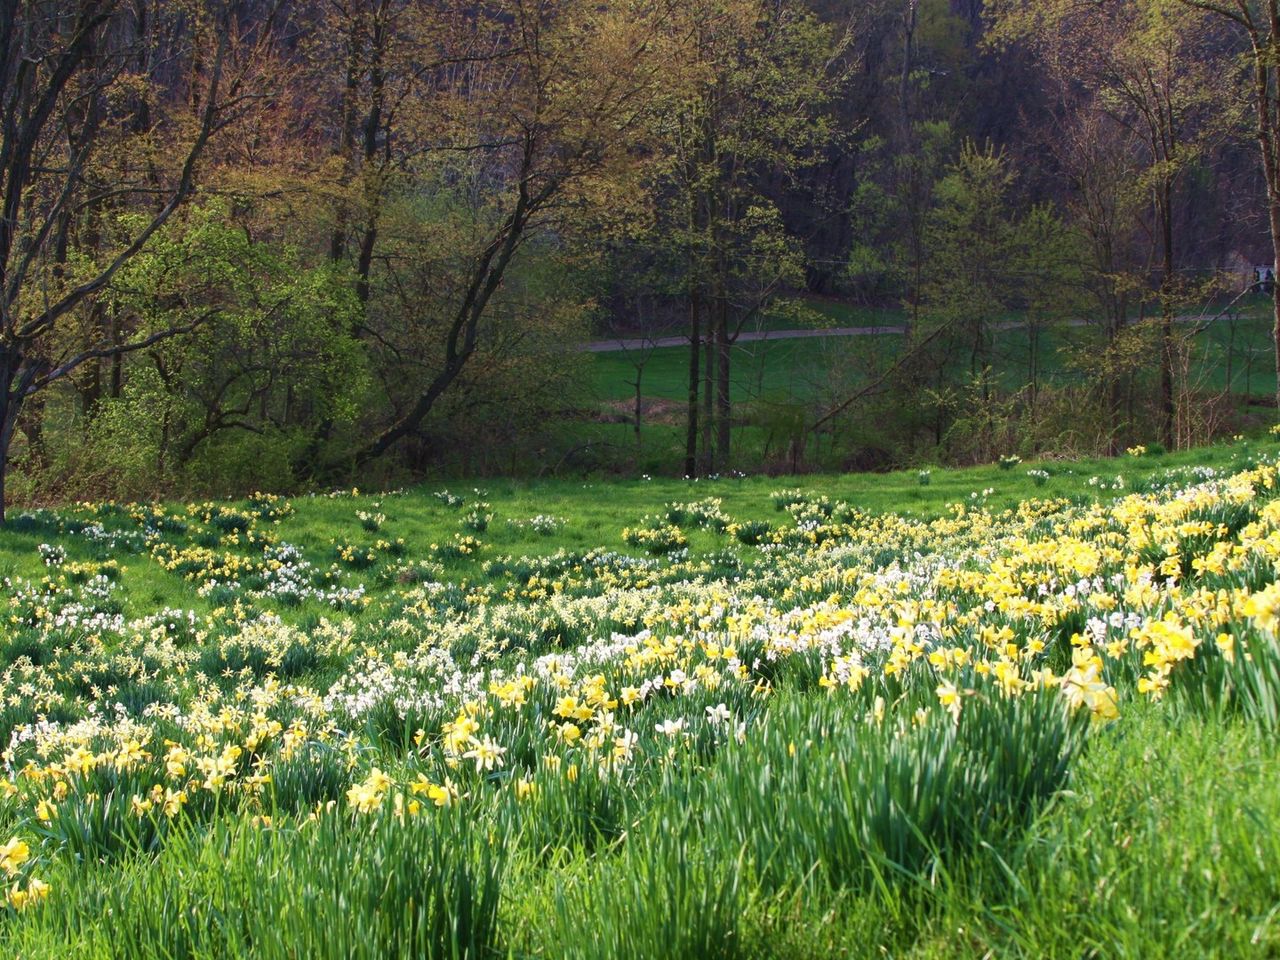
3;0;1280;514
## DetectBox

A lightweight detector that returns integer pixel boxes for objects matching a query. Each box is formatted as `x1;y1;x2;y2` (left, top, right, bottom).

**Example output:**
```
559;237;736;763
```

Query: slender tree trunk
331;37;360;263
1268;127;1280;415
1272;207;1280;415
715;286;730;473
1160;181;1175;449
684;288;700;478
1107;292;1128;454
0;429;7;525
683;148;703;479
700;316;714;474
1247;16;1280;416
0;346;23;526
712;210;731;473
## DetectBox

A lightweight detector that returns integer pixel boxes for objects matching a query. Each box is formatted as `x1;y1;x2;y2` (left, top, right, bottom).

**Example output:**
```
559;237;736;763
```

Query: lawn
1;439;1279;957
587;296;1280;412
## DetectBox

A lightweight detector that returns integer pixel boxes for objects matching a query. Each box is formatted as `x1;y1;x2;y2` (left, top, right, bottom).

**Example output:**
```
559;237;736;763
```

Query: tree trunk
1273;245;1280;417
1161;306;1174;448
0;421;8;526
700;321;714;474
0;346;24;526
715;294;731;473
684;288;701;479
1270;184;1280;417
1160;179;1176;450
1248;13;1280;417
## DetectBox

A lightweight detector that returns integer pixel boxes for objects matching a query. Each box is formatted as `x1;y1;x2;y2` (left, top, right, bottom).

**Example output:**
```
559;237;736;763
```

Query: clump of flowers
433;490;464;508
664;498;730;532
431;534;483;560
334;541;379;569
1027;468;1050;488
729;520;771;545
622;521;687;555
998;454;1022;471
1;837;48;912
507;515;565;536
462;504;493;533
356;510;385;532
38;543;66;567
770;488;807;510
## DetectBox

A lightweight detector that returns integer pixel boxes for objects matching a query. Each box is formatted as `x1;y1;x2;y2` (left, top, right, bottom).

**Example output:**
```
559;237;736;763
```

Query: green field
1;440;1280;956
589;299;1280;406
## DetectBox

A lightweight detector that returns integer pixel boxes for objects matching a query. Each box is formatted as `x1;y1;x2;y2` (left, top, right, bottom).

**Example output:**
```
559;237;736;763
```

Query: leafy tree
285;0;675;472
636;0;844;476
1180;0;1280;416
0;0;282;521
111;205;364;481
988;0;1239;447
916;143;1079;462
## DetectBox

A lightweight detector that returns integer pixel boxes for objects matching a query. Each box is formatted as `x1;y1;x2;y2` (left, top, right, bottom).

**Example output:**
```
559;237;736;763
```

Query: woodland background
3;0;1279;514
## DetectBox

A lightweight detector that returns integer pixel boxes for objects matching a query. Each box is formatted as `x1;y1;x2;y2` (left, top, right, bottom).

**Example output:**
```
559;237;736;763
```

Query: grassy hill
1;439;1279;957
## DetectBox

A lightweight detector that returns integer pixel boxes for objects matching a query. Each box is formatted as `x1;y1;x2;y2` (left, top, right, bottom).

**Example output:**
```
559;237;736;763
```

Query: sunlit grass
1;440;1279;956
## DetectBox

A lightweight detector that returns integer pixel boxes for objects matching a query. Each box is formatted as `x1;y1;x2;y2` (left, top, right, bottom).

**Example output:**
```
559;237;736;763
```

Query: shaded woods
1;0;1276;515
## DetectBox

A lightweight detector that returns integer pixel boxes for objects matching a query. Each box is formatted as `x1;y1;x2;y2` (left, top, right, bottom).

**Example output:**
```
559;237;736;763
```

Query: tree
988;0;1236;448
1180;0;1280;417
105;204;363;482
0;0;281;521
324;0;673;470
915;143;1078;462
638;0;843;477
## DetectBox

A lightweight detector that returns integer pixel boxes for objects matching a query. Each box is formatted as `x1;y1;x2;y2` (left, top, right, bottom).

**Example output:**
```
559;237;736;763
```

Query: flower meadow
1;454;1280;957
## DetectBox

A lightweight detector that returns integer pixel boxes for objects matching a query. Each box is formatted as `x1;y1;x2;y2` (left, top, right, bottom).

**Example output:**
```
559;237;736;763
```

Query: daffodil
0;838;30;878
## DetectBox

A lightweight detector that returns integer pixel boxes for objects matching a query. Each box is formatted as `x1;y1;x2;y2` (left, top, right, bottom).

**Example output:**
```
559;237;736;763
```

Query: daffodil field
2;447;1280;957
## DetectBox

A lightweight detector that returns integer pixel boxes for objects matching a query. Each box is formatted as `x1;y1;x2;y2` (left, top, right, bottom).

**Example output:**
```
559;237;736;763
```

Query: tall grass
5;810;506;960
697;690;1088;895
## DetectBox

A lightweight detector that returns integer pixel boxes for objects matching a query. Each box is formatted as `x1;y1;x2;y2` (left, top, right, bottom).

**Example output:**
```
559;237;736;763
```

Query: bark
684;287;700;479
715;278;731;473
0;344;20;526
1271;195;1280;416
700;316;714;474
1160;178;1175;449
349;175;541;467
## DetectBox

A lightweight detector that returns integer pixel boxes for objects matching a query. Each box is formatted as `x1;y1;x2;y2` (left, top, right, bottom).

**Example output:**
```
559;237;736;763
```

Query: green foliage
697;691;1087;895
32;203;368;500
13;812;506;960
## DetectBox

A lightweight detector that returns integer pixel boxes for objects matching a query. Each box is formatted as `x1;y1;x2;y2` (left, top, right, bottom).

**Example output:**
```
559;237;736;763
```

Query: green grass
587;296;1280;415
0;440;1263;612
3;442;1280;957
589;335;880;404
